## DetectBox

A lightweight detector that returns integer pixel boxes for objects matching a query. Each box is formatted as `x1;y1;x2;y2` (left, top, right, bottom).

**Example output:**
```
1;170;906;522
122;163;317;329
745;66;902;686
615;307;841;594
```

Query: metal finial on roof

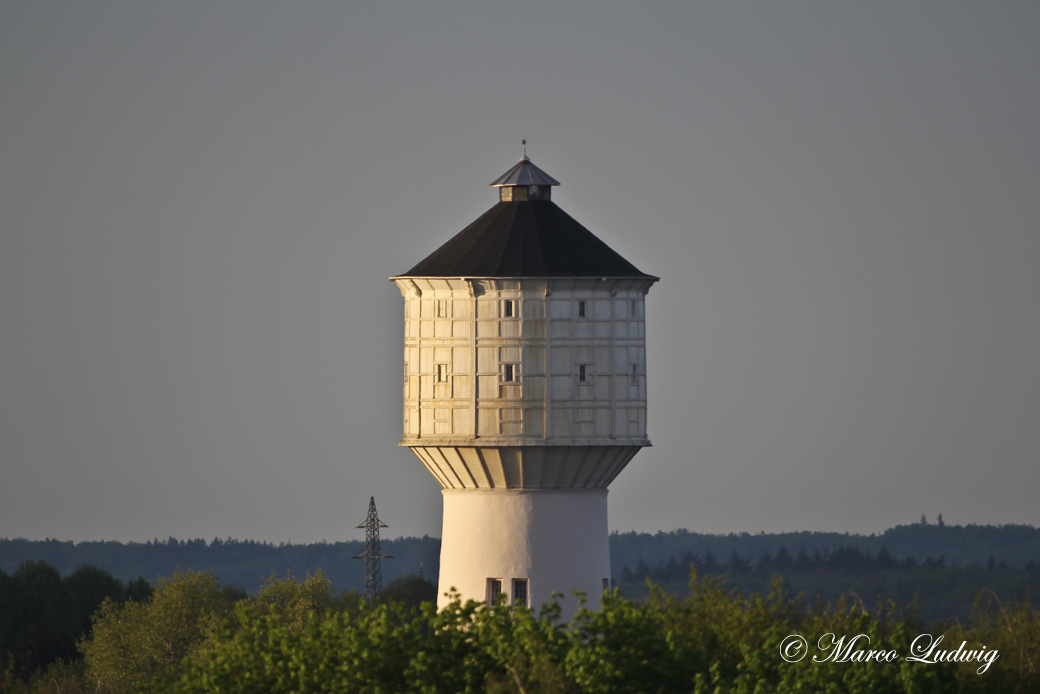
490;150;561;188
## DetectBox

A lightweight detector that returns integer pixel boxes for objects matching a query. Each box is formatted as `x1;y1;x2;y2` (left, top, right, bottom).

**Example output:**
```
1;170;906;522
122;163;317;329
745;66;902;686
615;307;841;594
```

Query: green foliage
378;574;436;611
942;591;1040;693
23;659;92;694
163;603;428;694
237;570;344;633
151;571;1040;694
7;556;1040;693
82;569;235;694
475;597;569;694
566;591;679;694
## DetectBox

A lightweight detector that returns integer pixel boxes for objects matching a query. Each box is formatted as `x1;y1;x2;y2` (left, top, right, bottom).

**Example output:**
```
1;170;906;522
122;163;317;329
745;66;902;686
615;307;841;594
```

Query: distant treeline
0;536;440;593
608;518;1040;578
616;540;1040;622
3;519;1038;594
621;544;952;584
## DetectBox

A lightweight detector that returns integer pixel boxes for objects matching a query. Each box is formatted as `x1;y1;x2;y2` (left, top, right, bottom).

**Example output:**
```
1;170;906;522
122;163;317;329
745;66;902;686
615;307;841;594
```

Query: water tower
391;150;657;614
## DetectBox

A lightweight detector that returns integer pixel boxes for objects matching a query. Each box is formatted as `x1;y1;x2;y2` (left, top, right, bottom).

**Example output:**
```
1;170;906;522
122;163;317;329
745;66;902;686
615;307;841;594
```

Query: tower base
437;488;610;619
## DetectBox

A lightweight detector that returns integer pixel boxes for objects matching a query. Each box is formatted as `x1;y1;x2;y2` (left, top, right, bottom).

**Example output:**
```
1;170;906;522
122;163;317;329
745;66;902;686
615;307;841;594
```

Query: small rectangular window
578;301;586;318
502;364;516;382
503;300;514;318
631;300;637;317
435;364;448;383
436;300;448;318
631;364;638;380
579;365;588;382
487;578;503;605
512;578;528;606
603;578;610;592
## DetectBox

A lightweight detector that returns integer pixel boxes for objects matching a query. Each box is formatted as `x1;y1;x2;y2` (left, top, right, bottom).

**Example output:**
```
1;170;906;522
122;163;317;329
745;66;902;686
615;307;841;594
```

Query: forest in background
609;517;1040;572
610;519;1040;621
3;519;1038;593
4;520;1040;626
0;536;438;594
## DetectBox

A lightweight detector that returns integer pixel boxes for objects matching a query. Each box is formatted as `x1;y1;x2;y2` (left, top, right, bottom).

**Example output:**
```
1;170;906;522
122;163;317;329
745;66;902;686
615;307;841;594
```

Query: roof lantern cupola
490;140;560;202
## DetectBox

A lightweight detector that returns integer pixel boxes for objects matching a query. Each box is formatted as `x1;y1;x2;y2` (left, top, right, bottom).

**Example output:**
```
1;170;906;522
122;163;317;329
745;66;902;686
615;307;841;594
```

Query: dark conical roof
396;200;653;278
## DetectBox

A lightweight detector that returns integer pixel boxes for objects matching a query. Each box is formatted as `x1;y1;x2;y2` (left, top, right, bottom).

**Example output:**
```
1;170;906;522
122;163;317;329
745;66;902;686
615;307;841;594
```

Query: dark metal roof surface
396;200;653;278
489;158;561;187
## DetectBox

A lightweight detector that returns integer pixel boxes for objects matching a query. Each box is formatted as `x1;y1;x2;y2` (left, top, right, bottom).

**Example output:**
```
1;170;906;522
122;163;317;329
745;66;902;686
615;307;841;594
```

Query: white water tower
391;151;657;615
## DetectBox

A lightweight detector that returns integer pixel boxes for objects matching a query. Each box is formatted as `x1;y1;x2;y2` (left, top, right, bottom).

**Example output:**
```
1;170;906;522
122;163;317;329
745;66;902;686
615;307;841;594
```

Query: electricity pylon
353;496;391;602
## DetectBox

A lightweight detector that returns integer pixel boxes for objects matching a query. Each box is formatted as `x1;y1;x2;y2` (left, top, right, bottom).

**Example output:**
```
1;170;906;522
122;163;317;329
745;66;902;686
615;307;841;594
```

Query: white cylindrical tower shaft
439;489;609;612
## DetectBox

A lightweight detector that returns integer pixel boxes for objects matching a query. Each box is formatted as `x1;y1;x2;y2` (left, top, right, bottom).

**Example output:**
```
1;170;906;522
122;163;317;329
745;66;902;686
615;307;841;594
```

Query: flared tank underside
410;444;640;490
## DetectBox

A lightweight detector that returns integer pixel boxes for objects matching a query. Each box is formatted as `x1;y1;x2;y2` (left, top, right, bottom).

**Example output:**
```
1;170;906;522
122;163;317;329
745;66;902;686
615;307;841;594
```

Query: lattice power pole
353;496;391;602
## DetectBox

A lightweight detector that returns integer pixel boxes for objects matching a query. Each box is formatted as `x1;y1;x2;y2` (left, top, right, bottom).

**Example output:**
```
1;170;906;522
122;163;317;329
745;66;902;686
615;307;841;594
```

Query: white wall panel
477;348;497;373
477;375;498;398
550;347;571;374
524;347;545;374
452;300;470;319
477;300;498;319
551;376;571;400
551;407;571;436
524;376;545;401
549;300;570;319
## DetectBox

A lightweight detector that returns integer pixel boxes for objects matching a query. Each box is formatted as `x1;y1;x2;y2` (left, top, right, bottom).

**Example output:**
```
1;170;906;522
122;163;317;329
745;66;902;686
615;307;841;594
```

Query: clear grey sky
2;1;1038;543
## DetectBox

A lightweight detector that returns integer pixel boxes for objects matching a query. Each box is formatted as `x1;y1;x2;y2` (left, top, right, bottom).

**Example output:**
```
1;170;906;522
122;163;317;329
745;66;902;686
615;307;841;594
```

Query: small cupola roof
490;141;561;188
490;156;561;188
